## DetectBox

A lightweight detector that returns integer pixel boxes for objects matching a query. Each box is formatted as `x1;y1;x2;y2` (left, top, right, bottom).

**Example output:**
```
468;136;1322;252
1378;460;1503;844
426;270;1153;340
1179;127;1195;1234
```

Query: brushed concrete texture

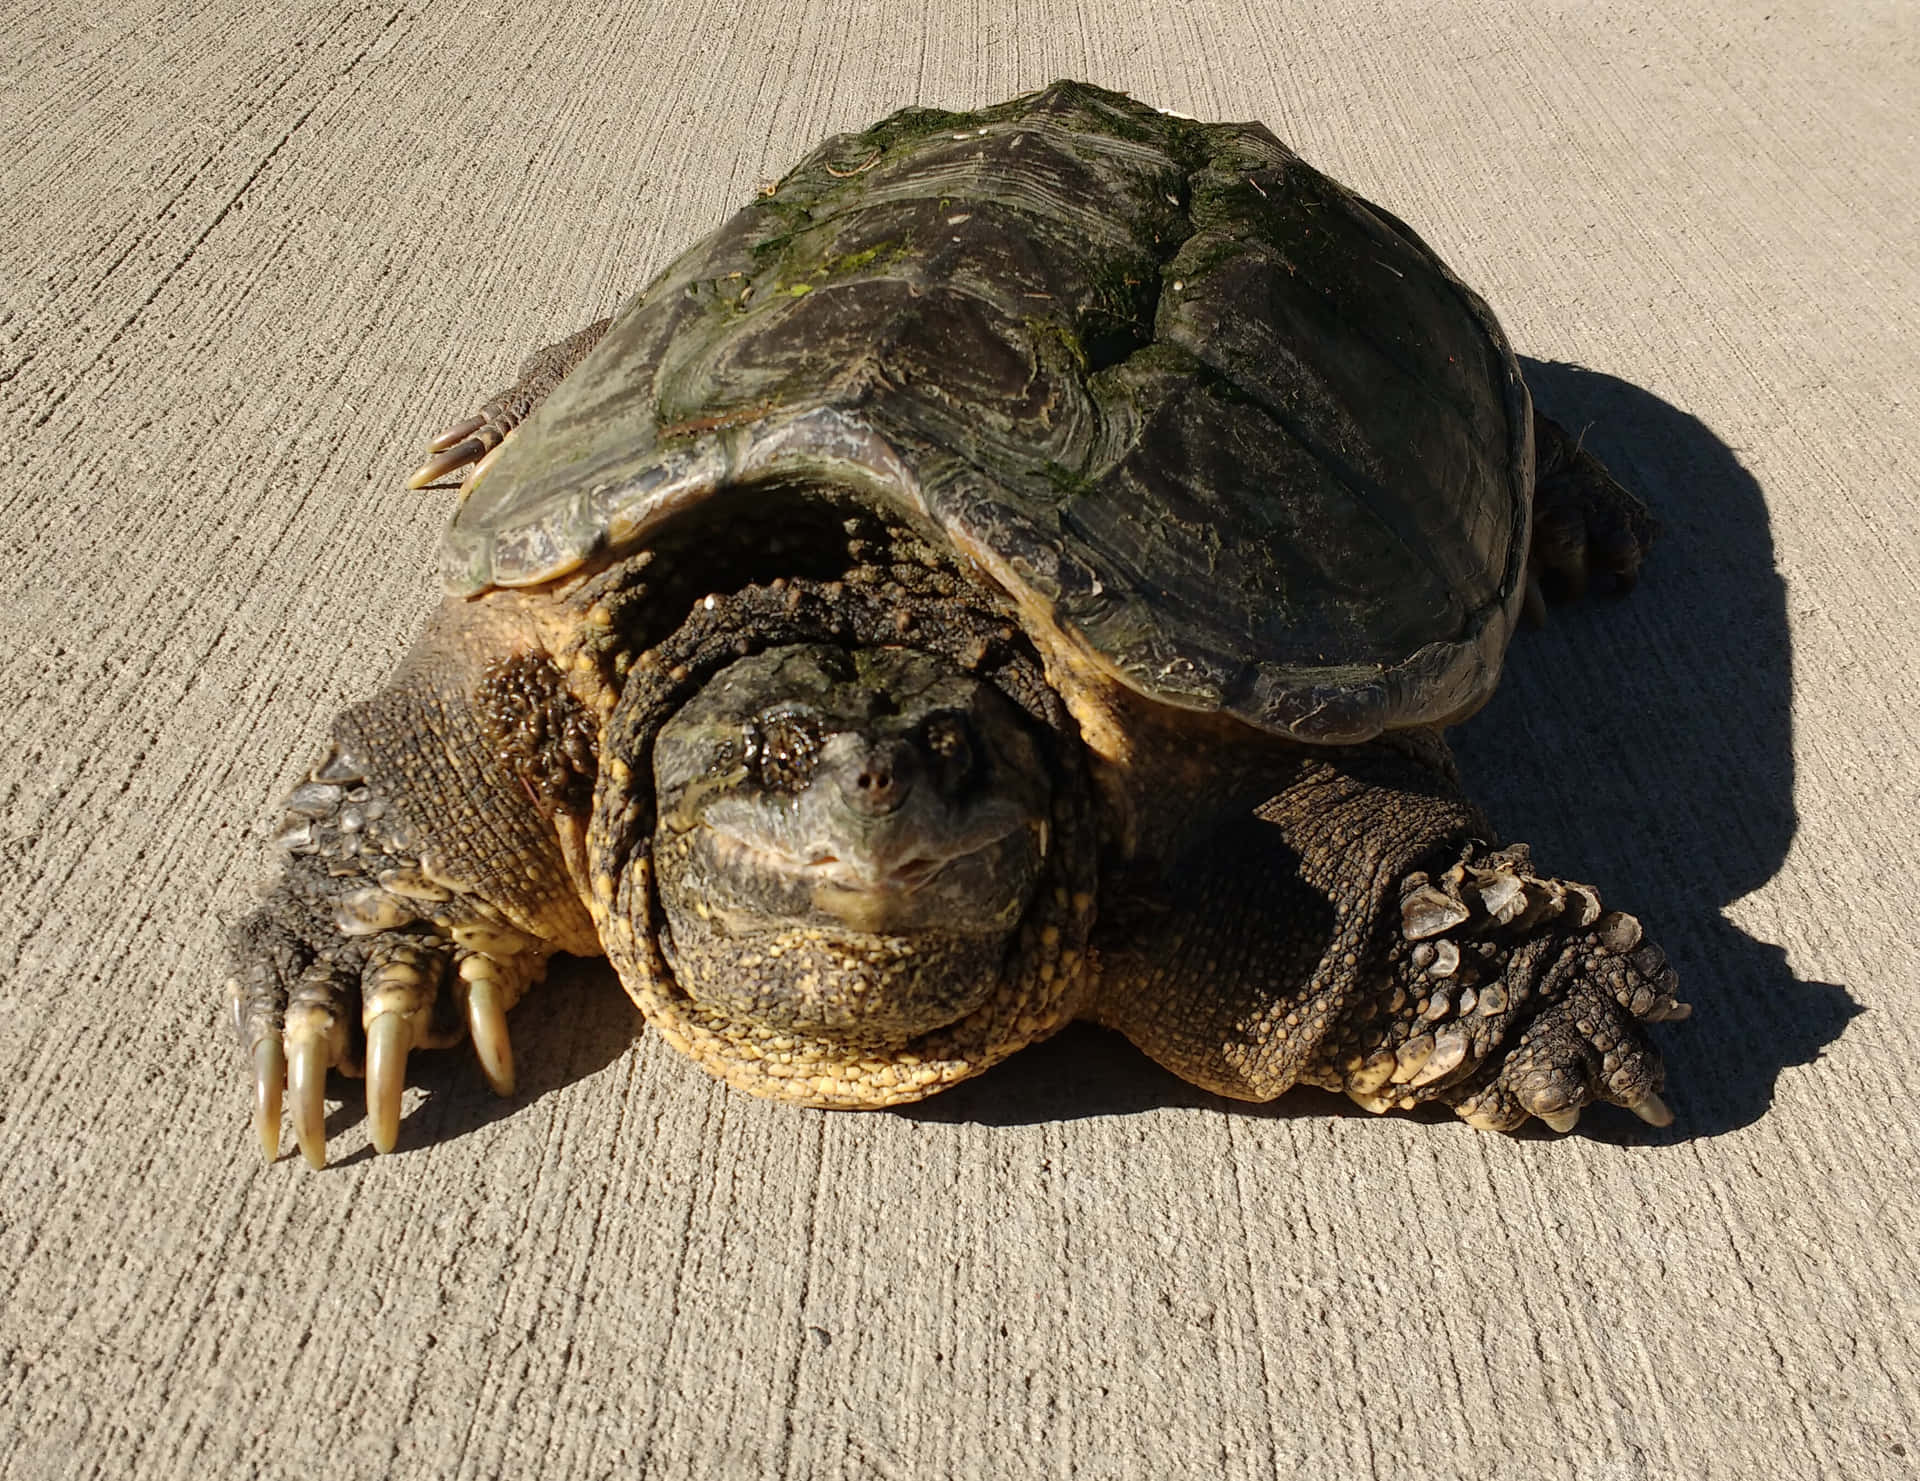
2;1;1916;1477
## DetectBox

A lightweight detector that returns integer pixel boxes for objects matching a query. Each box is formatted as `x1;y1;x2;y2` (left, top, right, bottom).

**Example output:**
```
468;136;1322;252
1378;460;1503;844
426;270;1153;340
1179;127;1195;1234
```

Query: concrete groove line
772;1111;827;1481
627;1083;729;1479
0;18;334;401
1220;1115;1288;1478
22;5;409;434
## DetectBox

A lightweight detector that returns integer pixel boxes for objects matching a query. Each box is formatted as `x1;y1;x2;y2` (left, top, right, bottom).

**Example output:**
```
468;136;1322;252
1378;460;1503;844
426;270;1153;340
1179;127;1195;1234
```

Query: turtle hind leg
1526;409;1660;619
406;314;613;489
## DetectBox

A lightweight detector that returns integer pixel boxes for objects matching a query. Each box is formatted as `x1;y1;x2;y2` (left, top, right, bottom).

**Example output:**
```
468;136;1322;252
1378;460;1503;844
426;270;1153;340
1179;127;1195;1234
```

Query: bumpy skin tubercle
1090;739;1686;1132
229;596;599;1167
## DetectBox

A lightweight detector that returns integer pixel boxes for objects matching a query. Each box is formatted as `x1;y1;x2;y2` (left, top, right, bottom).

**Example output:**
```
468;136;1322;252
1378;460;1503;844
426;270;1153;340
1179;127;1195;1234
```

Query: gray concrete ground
3;1;1916;1477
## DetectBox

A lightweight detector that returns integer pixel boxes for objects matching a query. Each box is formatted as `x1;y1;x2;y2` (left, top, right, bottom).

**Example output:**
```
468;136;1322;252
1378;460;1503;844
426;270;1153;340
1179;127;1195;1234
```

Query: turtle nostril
844;742;914;814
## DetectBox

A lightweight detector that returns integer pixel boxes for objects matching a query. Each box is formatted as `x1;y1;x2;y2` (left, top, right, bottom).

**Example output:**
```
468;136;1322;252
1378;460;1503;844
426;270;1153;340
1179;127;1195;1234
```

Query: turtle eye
921;712;976;792
748;711;822;792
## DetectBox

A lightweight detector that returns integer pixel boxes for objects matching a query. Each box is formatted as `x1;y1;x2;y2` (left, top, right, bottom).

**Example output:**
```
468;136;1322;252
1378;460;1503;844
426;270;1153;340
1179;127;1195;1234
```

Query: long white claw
1629;1092;1674;1127
408;441;477;490
466;978;516;1097
365;1013;410;1154
287;1034;329;1170
458;437;507;499
1541;1108;1581;1134
252;1038;285;1163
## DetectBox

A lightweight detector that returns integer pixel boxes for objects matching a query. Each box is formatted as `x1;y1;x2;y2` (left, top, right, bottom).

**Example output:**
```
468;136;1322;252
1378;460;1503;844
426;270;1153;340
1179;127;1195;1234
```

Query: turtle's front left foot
1338;843;1689;1133
406;316;612;489
1445;906;1689;1134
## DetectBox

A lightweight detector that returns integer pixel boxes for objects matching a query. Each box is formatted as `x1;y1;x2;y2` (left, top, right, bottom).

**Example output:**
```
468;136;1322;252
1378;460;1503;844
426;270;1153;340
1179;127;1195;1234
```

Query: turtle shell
445;81;1533;744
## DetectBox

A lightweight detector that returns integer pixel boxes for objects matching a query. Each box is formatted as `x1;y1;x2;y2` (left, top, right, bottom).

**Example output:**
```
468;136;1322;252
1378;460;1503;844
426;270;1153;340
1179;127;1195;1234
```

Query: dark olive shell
445;81;1532;743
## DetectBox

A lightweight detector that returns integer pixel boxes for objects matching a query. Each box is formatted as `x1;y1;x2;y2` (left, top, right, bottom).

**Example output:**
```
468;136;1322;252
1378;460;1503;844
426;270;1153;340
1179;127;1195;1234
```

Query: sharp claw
466;977;516;1097
427;415;485;453
406;437;487;490
458;435;508;498
1540;1108;1580;1134
252;1037;285;1163
365;1013;411;1154
287;1033;329;1170
1628;1092;1674;1127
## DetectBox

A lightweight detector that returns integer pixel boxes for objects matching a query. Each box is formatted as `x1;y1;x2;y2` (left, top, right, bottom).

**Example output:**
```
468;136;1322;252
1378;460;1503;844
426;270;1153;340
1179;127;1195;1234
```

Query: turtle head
648;644;1052;1042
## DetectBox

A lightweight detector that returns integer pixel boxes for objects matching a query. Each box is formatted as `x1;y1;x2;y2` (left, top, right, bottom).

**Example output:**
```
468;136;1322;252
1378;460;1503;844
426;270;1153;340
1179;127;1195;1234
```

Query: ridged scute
446;81;1532;742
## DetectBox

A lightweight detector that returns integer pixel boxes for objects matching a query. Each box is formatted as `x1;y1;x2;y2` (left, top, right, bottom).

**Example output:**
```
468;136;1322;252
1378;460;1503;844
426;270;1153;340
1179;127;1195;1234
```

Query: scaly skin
1088;741;1685;1130
228;319;1683;1165
228;593;598;1167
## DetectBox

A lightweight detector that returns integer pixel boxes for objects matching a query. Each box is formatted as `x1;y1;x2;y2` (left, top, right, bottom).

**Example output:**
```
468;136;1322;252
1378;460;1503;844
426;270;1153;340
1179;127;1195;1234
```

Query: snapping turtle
228;80;1687;1168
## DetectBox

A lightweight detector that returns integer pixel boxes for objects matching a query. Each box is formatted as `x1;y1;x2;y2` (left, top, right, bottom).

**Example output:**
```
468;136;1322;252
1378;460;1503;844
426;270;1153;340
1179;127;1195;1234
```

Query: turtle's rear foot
406;315;612;489
1525;410;1659;621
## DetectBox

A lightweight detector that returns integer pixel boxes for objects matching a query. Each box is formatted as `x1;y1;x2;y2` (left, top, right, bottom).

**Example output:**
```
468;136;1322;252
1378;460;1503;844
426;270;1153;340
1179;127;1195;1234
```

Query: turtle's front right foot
406;315;612;489
226;744;549;1168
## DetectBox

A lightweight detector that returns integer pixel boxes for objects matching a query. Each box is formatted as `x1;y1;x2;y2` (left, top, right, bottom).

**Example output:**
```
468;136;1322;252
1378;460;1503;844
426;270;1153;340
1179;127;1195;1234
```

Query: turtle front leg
406;315;613;489
228;748;557;1166
1092;741;1688;1134
227;601;602;1167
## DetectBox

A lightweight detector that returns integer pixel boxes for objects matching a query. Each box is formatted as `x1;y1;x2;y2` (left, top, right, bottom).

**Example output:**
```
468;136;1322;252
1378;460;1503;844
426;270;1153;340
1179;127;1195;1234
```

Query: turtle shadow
913;361;1856;1139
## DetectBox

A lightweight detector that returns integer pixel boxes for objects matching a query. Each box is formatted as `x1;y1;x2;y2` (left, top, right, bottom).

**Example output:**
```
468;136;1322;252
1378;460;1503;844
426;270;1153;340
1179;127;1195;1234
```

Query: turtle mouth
684;812;1043;939
705;824;1012;898
795;852;944;893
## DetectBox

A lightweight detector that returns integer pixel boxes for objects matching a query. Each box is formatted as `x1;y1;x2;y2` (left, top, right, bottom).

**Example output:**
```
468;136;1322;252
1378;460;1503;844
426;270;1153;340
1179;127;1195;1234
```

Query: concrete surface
2;1;1916;1477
